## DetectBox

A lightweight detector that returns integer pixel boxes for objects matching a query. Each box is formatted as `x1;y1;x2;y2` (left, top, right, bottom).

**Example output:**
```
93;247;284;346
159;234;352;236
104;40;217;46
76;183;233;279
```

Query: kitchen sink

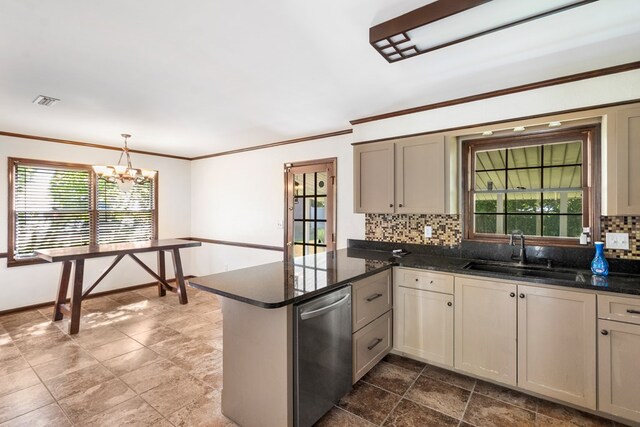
463;261;587;282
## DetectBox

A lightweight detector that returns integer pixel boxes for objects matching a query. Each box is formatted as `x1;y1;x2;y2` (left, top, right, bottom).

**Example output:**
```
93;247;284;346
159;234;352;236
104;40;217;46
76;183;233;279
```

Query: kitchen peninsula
190;242;640;427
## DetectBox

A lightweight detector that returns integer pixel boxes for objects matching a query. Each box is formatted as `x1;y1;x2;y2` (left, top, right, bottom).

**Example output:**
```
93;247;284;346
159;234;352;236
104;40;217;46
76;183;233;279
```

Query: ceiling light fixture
92;134;156;193
32;95;60;106
548;121;562;127
482;131;494;136
370;0;598;63
513;126;526;132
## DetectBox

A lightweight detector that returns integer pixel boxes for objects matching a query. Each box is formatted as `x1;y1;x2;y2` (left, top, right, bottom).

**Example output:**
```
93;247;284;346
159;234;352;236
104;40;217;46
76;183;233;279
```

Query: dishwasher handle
300;294;350;320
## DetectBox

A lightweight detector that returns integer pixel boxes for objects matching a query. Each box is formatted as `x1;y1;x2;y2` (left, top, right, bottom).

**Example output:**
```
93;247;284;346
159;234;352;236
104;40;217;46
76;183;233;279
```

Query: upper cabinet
353;135;448;214
608;106;640;215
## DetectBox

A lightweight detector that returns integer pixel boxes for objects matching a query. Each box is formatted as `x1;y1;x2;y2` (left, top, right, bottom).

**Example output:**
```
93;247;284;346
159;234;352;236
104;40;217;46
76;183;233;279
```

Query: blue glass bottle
591;241;609;276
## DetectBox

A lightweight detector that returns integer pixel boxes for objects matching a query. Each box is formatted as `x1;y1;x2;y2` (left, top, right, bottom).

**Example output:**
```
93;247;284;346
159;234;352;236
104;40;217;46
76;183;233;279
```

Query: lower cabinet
454;277;518;385
351;270;393;383
394;270;454;366
517;285;596;409
598;294;640;423
454;276;596;408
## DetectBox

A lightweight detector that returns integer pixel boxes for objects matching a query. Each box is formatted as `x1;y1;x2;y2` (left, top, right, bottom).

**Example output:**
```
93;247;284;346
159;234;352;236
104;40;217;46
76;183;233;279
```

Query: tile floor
0;285;631;427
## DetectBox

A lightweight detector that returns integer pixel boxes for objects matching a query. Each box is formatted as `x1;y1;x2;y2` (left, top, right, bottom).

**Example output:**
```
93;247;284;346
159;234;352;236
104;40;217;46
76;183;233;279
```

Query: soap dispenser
591;241;609;276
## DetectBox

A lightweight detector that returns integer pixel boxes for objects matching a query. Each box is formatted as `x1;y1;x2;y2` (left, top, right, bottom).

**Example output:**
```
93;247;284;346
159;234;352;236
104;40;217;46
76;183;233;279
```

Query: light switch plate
605;232;629;250
424;225;432;238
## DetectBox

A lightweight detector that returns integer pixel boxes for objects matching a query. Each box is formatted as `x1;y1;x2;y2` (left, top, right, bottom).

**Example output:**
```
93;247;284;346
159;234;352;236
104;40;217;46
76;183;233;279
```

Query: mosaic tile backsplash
365;214;640;260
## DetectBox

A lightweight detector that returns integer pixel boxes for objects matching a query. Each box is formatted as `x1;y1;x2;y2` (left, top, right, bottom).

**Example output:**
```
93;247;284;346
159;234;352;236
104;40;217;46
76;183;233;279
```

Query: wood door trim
350;61;640;125
182;237;284;252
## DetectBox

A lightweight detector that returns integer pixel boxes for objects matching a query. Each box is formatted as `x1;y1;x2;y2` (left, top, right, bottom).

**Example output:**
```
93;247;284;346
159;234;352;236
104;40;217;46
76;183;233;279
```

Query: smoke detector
33;95;60;106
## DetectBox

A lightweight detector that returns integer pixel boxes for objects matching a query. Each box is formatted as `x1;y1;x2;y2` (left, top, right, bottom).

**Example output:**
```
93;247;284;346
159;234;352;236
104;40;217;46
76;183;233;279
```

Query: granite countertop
189;245;640;309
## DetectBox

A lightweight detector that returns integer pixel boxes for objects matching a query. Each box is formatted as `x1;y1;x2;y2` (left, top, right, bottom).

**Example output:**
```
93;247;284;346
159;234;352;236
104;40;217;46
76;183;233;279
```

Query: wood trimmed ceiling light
370;0;599;63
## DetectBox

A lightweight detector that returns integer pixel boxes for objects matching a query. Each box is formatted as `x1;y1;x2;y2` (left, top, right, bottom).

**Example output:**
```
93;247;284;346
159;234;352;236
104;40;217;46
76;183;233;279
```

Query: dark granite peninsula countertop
189;242;640;308
188;249;391;308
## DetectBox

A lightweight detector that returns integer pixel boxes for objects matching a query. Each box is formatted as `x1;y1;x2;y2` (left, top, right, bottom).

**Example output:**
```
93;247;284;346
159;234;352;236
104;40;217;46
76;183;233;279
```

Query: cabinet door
454;277;517;385
598;319;640;423
395;135;445;214
614;107;640;214
354;142;394;213
394;286;453;366
517;286;596;409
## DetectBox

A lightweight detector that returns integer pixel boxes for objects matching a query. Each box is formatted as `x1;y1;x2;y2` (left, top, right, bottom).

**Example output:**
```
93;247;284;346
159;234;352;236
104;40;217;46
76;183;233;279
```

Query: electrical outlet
424;225;432;238
605;232;629;250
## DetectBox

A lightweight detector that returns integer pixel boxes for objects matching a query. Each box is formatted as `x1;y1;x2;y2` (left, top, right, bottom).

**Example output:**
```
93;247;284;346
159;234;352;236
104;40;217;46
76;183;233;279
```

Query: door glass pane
316;246;326;254
293;197;303;219
305;245;315;255
304;173;315;196
316;222;326;245
316;172;328;195
294;221;304;243
315;197;327;219
305;198;315;220
294;174;304;197
293;244;304;258
305;222;315;244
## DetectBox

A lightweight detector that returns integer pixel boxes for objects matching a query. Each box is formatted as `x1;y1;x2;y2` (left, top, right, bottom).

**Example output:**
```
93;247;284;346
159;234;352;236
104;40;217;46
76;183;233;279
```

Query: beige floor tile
0;354;30;377
0;403;70;427
121;359;191;394
71;325;128;349
0;384;54;424
102;347;161;376
167;389;235;427
43;363;115;400
57;378;136;423
172;348;223;389
149;334;203;358
130;326;181;346
81;396;164;427
31;347;98;381
140;376;209;417
0;368;41;398
87;336;143;361
112;314;166;336
15;335;80;367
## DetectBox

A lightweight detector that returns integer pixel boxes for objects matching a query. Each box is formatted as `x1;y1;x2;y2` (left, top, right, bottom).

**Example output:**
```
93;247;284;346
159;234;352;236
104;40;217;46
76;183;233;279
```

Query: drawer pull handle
627;309;640;315
367;338;383;351
601;329;609;336
366;293;383;302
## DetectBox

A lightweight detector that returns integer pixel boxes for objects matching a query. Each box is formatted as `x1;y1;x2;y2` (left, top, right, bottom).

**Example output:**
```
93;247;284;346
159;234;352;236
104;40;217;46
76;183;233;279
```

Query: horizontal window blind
14;164;91;259
96;178;155;244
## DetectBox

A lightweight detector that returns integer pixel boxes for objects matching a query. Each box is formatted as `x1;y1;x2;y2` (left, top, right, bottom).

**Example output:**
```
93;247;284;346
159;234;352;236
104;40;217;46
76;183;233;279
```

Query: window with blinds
9;158;157;265
96;178;155;244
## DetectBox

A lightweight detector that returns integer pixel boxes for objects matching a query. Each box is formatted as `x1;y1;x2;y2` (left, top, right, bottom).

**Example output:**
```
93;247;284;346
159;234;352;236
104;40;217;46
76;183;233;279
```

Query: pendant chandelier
92;134;156;192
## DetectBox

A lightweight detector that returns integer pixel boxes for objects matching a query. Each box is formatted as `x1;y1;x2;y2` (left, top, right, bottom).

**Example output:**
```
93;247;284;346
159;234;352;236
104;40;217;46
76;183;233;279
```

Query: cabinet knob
601;329;609;336
389;203;394;208
510;292;516;297
447;302;453;307
519;293;525;298
415;278;419;282
399;203;403;207
429;280;434;284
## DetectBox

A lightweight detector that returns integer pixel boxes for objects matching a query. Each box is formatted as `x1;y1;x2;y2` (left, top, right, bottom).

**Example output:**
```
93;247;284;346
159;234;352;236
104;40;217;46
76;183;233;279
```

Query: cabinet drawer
353;310;392;383
598;294;640;325
352;270;392;332
395;268;453;294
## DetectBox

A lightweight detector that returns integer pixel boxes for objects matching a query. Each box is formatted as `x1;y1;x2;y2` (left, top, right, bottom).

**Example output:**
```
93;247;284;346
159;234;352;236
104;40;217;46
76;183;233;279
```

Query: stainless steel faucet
509;230;527;265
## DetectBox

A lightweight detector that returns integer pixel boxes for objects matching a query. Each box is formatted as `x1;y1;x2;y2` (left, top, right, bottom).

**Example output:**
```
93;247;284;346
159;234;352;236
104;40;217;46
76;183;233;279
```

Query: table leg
69;259;85;335
171;248;188;304
157;250;167;297
53;261;72;321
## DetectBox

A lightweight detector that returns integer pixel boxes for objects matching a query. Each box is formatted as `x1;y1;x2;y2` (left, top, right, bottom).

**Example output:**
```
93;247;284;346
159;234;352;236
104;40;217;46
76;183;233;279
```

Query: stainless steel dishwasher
294;285;352;427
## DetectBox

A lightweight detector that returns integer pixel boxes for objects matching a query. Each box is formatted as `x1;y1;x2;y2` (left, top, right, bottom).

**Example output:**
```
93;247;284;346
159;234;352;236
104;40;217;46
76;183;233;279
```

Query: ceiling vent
32;95;60;106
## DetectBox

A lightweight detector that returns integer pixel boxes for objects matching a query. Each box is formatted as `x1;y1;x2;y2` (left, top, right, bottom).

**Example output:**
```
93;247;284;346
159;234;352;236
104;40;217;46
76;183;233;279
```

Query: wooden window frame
462;125;601;247
7;157;158;267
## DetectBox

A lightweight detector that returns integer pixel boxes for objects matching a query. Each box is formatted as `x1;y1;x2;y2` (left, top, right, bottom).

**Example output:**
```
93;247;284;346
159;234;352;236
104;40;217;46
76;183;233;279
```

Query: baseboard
0;275;195;316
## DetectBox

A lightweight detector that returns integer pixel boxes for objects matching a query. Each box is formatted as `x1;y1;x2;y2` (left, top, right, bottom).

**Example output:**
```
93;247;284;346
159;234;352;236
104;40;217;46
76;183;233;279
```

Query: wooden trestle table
36;239;201;334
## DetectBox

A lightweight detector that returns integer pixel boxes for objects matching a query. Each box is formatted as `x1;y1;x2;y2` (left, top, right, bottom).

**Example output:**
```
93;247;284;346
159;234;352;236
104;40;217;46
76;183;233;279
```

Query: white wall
189;133;364;276
0;135;191;311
